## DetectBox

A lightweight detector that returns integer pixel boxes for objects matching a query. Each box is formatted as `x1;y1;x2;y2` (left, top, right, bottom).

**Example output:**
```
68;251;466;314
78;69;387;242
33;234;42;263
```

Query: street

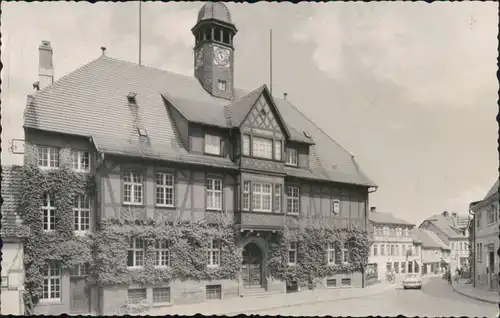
243;278;496;317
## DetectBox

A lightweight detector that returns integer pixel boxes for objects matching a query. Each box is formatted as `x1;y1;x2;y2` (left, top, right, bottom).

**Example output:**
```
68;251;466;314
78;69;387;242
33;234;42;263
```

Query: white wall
1;242;24;315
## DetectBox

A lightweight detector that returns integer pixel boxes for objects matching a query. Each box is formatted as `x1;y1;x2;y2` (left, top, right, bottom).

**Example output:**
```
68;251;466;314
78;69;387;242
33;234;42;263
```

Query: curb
451;283;498;305
221;284;395;315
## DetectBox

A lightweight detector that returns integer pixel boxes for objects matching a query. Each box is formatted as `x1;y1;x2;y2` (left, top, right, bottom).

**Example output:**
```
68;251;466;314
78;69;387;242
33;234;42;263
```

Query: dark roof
483;179;499;201
423;214;467;239
197;2;232;24
368;212;414;226
412;228;449;250
24;56;376;187
1;165;30;238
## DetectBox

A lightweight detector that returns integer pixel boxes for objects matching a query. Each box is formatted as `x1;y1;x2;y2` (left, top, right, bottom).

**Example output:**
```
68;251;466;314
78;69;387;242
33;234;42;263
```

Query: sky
1;1;498;225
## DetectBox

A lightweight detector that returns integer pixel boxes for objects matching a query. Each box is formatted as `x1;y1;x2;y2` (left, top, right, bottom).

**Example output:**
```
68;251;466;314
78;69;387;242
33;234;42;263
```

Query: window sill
73;231;90;237
285;163;298;168
152;302;172;308
206;208;222;212
204;152;223;157
127;266;144;270
154;265;170;269
123;203;145;207
155;205;176;209
207;264;220;269
39;166;60;171
287;213;299;216
73;169;90;174
287;263;297;267
39;298;62;305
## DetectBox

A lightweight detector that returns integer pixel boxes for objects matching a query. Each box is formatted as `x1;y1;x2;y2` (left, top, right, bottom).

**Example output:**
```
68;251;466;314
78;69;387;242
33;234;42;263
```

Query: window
123;171;143;205
396;228;402;237
205;134;221;155
243;181;250;211
381;244;385;256
242;135;250;156
451;242;455;250
395;245;399;256
274;141;282;161
404;228;409;237
341;278;351;286
71;264;89;277
73;195;90;232
326;278;337;288
383;227;388;237
42;193;56;231
206;285;222;300
415;245;419;256
206;178;222;211
42;261;61;300
128;289;147;303
127;237;145;267
287;186;299;215
342;242;350;263
476;211;482;229
207;239;220;267
286;148;298;166
153;287;170;303
274;184;282;213
218;79;226;91
37;145;59;168
156;172;175;207
155;240;170;267
288;242;297;265
252;182;272;212
252;137;273;159
487;205;496;224
390;245;394;256
401;262;406;274
373;244;378;256
71;149;90;172
394;262;399;273
476;243;482;261
327;242;336;265
386;262;392;272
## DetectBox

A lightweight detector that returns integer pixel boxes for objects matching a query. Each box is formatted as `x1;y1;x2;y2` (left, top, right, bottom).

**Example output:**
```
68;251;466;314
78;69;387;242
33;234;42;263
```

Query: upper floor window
475;211;482;229
396;228;402;237
217;79;227;91
327;242;336;264
252;183;272;212
42;193;56;231
252;137;273;159
156;172;175;207
381;244;385;256
287;186;299;215
127;237;145;267
383;227;388;237
205;134;221;156
73;195;90;232
206;178;222;211
37;145;59;169
243;181;250;211
487;205;497;224
155;239;170;267
274;184;282;213
71;149;90;172
42;261;61;300
242;135;250;156
373;244;378;256
288;242;297;265
404;228;409;237
342;242;351;264
274;141;282;161
123;171;143;205
207;239;220;267
286;148;298;166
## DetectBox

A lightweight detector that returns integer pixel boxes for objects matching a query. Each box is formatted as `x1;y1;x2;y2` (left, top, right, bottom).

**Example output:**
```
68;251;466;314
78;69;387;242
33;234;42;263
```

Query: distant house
470;179;499;291
411;228;450;274
1;165;30;315
418;211;470;272
368;207;418;281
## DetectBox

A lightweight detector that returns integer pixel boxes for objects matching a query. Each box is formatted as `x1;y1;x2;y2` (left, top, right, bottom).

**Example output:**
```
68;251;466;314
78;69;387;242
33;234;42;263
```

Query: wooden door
70;277;90;314
241;243;263;287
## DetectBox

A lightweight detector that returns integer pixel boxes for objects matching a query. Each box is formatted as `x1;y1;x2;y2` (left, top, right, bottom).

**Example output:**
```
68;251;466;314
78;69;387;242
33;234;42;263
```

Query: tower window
223;31;230;44
218;80;226;91
214;28;221;42
205;28;212;41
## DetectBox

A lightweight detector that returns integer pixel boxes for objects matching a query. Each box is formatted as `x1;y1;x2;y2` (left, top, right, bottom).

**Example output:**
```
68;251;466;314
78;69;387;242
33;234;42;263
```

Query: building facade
0;166;30;315
20;2;376;315
470;180;499;291
419;211;470;272
412;228;450;275
368;207;420;281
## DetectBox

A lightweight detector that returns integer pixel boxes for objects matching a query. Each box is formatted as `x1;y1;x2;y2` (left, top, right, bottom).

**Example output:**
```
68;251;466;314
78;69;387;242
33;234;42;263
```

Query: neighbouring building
20;2;376;315
418;211;470;272
368;207;419;281
1;166;30;315
470;180;499;291
412;228;450;275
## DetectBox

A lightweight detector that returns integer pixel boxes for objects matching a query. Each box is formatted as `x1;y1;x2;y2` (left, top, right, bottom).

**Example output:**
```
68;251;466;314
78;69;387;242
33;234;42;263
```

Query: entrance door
70;266;90;315
241;243;263;287
488;251;495;290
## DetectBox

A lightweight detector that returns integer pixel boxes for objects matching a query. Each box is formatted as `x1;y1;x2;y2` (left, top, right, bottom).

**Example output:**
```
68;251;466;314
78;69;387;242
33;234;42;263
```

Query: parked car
402;273;423;290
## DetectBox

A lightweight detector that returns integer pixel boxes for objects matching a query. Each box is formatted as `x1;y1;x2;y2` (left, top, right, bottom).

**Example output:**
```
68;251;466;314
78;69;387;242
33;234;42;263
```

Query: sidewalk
149;282;395;316
452;279;498;304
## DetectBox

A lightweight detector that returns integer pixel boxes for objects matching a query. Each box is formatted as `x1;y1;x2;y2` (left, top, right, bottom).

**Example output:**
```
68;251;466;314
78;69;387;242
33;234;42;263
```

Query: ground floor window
341;278;351;286
153;287;171;303
326;278;337;288
401;262;406;273
42;261;61;300
128;288;146;303
408;262;413;273
206;284;222;300
394;262;399;273
386;262;392;272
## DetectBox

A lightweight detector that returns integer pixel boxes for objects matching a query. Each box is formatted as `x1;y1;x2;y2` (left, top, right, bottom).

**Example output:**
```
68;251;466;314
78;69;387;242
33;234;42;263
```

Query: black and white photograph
1;1;498;316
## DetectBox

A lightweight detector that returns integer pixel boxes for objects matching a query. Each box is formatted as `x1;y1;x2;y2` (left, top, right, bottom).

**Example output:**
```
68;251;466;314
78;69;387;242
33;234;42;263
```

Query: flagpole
270;29;273;96
139;1;142;65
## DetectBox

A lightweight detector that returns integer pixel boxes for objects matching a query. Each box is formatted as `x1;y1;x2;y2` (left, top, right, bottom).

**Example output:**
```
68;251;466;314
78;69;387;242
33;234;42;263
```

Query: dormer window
137;127;148;137
286;148;298;166
205;134;221;156
218;79;226;91
127;92;137;104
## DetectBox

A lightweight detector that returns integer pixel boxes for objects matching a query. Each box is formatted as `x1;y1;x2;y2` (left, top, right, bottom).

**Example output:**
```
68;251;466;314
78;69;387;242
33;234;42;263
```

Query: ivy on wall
267;226;371;289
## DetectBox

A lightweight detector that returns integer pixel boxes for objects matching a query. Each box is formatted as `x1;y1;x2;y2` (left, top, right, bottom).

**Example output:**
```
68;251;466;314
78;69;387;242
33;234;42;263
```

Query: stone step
241;287;281;297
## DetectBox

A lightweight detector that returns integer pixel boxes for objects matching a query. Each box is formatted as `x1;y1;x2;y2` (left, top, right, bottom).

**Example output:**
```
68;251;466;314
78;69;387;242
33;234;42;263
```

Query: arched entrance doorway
241;242;263;287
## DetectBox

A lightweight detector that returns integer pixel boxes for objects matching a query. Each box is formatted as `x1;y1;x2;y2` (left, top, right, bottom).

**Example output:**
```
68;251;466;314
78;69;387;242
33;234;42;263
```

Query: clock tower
192;2;238;100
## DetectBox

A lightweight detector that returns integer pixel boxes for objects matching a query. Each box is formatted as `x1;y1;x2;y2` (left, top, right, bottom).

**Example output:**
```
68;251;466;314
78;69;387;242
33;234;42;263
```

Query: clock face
213;46;230;68
195;48;203;69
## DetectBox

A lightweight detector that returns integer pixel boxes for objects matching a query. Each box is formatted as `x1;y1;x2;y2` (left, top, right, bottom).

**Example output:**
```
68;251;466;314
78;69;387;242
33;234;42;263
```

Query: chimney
370;207;376;213
283;92;288;100
38;40;54;90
